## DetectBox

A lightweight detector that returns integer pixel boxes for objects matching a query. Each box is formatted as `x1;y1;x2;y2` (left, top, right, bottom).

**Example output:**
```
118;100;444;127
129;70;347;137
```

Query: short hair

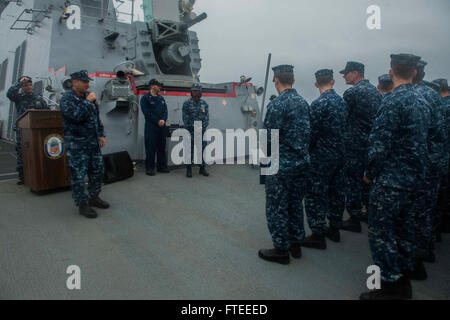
379;83;394;92
274;72;295;86
356;70;365;78
392;65;415;80
316;75;333;86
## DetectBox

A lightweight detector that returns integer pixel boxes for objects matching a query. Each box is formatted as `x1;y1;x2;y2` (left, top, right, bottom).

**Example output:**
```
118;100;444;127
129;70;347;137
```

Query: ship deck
0;141;449;299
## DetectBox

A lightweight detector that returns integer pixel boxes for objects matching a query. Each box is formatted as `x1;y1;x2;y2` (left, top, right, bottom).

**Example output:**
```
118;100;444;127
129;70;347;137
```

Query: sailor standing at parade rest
335;61;381;232
432;78;450;237
360;53;429;300
140;79;170;176
182;83;210;178
302;69;348;249
258;64;310;265
412;60;449;263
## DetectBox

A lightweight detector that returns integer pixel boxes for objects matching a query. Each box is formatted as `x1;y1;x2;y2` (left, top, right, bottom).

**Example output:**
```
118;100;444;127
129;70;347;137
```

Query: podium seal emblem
44;134;64;159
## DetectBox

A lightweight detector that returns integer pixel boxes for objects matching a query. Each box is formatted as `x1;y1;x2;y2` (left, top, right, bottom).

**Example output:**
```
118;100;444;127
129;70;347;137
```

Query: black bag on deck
103;151;134;184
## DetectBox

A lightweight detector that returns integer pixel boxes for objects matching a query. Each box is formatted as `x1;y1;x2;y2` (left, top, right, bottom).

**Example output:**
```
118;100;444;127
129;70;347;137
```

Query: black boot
289;243;302;259
435;231;442;243
186;166;192;178
157;167;170;173
404;261;428;281
146;168;155;176
325;225;341;243
199;166;209;177
341;217;362;233
17;173;24;185
416;247;436;263
88;196;110;209
360;277;412;300
258;248;290;265
441;215;450;233
79;202;98;219
301;233;326;250
360;211;368;224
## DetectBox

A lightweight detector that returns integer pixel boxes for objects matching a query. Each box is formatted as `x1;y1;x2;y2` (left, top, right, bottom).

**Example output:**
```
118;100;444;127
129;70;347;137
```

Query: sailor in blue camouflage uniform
360;54;429;300
432;78;450;238
60;70;110;219
412;61;449;262
302;69;347;249
358;74;394;212
258;65;310;265
182;83;210;178
7;76;49;185
335;61;381;233
377;74;394;97
140;79;170;176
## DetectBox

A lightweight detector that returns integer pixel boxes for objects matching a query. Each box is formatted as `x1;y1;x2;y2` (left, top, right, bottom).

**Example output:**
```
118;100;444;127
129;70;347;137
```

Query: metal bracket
10;8;51;34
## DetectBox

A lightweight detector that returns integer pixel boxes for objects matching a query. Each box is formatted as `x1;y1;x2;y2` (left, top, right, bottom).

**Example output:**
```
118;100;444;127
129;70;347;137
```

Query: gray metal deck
0;164;449;300
0;139;17;181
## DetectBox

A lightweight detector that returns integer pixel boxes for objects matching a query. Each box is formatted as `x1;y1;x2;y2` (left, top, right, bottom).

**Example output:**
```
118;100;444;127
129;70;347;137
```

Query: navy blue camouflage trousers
305;162;340;235
14;128;23;178
67;145;104;207
329;158;365;221
265;173;306;251
413;177;441;253
368;183;416;282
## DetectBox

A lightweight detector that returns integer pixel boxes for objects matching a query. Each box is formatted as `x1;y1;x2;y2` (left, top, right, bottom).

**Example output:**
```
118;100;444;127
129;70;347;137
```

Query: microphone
87;91;99;107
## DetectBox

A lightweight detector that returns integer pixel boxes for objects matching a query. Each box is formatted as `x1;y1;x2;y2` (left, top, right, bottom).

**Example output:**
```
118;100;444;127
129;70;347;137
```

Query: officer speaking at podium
60;70;110;219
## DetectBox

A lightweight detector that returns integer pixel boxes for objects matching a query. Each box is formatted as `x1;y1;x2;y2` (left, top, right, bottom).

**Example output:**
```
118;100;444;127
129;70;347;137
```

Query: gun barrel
181;12;207;30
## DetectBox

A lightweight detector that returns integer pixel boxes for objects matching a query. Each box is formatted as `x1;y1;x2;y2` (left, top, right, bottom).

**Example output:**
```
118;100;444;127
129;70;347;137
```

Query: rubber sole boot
146;169;155;176
79;203;98;219
301;233;327;250
258;248;290;265
199;166;209;177
360;277;412;300
89;196;110;209
359;212;368;224
186;166;192;178
404;261;428;281
325;227;341;243
289;244;302;259
416;248;436;263
340;217;362;233
441;215;450;233
157;168;170;173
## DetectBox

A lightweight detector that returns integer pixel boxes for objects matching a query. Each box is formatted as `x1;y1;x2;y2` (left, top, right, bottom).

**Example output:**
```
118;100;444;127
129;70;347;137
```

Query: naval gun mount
131;11;208;88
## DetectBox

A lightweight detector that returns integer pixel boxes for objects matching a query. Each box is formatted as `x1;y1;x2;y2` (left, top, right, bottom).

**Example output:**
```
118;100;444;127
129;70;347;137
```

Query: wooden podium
17;110;71;192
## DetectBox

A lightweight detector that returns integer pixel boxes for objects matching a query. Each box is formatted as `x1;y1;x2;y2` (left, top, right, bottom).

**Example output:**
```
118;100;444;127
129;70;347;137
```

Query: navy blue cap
378;74;393;86
423;80;440;92
416;59;428;70
70;70;93;81
432;79;448;91
315;69;333;79
339;61;364;75
191;83;202;91
148;79;163;87
272;65;294;74
390;54;421;68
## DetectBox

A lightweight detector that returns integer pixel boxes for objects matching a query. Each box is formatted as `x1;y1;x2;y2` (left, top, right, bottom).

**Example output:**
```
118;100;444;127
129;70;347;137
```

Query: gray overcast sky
128;0;450;104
